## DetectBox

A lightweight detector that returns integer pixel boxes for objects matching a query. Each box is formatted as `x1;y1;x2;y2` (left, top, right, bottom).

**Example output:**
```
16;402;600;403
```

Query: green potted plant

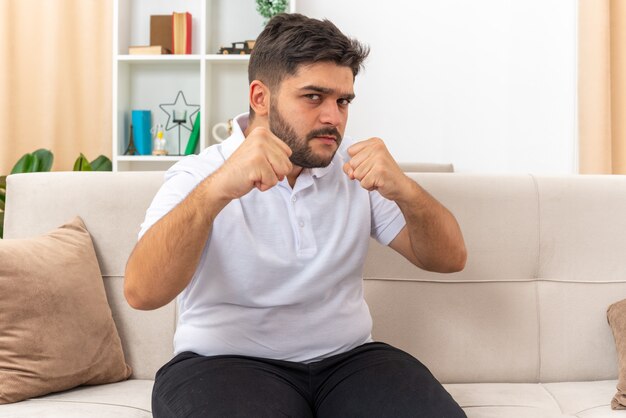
0;149;112;238
256;0;288;25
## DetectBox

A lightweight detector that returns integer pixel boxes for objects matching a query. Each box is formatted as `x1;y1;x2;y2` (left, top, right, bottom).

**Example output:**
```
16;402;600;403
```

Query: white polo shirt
139;113;406;363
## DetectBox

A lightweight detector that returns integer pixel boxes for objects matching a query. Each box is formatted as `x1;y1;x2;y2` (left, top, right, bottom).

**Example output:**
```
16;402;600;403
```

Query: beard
268;101;342;169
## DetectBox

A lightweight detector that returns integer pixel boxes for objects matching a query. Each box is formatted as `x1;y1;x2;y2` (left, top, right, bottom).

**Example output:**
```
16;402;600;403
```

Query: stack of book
127;12;192;55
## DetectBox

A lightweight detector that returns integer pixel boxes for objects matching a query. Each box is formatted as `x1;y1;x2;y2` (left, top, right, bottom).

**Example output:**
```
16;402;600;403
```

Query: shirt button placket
290;194;302;247
292;196;304;228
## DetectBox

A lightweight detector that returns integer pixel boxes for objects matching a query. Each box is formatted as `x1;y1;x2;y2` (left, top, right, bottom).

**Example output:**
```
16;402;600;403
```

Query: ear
249;80;270;117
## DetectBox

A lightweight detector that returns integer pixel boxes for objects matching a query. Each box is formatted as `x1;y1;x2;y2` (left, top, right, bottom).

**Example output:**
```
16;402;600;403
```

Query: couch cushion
0;380;153;418
543;380;616;415
446;382;562;416
399;162;454;172
365;280;539;383
1;380;616;417
0;217;131;404
365;174;540;283
445;380;618;417
538;282;626;383
103;276;176;380
364;174;543;384
4;172;165;277
534;177;626;384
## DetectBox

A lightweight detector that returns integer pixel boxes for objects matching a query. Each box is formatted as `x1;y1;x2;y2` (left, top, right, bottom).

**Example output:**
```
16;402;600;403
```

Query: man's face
268;62;355;168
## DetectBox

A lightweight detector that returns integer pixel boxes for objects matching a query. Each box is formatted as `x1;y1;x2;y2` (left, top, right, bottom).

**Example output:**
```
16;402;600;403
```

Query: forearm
395;179;466;272
124;174;231;310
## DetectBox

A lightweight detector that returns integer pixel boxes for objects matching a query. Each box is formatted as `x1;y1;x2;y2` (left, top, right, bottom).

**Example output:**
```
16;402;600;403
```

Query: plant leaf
0;176;5;206
90;155;112;171
11;153;36;174
10;149;54;174
73;154;92;171
32;149;54;172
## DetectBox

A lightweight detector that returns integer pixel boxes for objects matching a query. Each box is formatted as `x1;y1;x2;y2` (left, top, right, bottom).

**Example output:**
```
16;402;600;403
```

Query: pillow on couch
608;298;626;409
0;216;132;404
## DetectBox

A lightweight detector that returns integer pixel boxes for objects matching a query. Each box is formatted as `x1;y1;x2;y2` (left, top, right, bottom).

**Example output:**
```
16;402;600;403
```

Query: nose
319;100;343;127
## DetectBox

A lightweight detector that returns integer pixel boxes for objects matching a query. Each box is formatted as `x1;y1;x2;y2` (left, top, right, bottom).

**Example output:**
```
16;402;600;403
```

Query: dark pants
152;342;466;418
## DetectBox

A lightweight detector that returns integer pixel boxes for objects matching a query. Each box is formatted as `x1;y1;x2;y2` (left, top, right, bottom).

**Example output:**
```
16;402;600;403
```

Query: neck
245;115;303;188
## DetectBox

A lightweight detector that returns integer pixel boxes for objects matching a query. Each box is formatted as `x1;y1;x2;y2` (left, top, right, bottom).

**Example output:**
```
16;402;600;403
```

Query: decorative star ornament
159;90;200;132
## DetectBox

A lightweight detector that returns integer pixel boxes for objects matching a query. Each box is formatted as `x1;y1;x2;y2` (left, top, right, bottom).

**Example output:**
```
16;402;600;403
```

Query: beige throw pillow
608;298;626;409
0;217;132;404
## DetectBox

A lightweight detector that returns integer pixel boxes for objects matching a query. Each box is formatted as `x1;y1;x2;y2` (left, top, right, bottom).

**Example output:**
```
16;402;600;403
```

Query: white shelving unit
112;0;296;171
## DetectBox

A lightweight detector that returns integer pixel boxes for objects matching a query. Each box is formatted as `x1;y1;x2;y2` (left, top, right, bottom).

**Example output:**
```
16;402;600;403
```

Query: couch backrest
5;172;626;383
364;174;626;384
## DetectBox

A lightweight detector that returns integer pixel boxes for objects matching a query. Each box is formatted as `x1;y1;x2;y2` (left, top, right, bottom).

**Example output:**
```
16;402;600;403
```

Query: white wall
297;0;578;173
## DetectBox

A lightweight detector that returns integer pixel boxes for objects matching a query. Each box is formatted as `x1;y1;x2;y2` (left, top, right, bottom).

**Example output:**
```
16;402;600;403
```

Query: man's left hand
343;138;411;201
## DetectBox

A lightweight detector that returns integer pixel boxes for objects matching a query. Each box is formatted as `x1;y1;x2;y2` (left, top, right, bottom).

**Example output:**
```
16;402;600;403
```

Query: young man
125;13;467;417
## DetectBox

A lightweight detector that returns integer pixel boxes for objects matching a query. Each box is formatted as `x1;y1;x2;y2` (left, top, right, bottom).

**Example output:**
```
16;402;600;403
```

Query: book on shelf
172;12;192;54
150;15;173;53
185;112;201;155
131;110;152;155
128;45;170;55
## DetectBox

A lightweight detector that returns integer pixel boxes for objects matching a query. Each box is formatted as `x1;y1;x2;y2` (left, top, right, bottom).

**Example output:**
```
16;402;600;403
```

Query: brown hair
248;13;369;114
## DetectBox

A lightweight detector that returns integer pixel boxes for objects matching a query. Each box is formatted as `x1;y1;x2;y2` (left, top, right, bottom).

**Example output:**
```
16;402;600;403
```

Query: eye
338;98;352;106
304;94;321;101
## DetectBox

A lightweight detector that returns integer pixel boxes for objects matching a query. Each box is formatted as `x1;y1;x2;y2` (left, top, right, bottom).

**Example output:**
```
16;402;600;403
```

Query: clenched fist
343;138;412;201
212;127;293;201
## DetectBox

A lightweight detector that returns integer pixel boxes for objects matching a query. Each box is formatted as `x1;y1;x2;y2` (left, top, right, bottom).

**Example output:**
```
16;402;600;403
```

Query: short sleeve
138;171;200;240
369;190;406;245
137;154;221;240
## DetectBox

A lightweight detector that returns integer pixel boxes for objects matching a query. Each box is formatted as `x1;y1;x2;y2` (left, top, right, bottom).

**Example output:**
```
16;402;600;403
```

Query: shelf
205;54;250;62
117;0;203;56
116;155;187;162
117;55;203;63
113;0;297;171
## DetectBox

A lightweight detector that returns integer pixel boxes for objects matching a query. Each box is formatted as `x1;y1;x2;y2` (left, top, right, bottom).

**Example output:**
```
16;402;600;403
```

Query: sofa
2;171;626;417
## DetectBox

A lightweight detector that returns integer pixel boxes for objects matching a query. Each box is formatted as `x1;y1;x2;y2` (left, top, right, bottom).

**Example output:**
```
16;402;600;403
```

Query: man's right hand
211;127;293;201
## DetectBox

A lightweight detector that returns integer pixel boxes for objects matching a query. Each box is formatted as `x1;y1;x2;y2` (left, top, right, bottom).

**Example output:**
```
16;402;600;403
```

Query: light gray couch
2;171;626;417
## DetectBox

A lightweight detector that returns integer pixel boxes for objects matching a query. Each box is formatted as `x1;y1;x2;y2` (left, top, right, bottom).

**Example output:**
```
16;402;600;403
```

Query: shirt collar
310;161;334;179
219;112;337;180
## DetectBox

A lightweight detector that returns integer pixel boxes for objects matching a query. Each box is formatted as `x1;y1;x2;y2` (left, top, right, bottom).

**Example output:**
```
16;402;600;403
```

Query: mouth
312;136;337;145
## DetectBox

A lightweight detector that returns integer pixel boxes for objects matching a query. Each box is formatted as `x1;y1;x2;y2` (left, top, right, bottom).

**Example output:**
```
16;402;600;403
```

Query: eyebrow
299;85;356;100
